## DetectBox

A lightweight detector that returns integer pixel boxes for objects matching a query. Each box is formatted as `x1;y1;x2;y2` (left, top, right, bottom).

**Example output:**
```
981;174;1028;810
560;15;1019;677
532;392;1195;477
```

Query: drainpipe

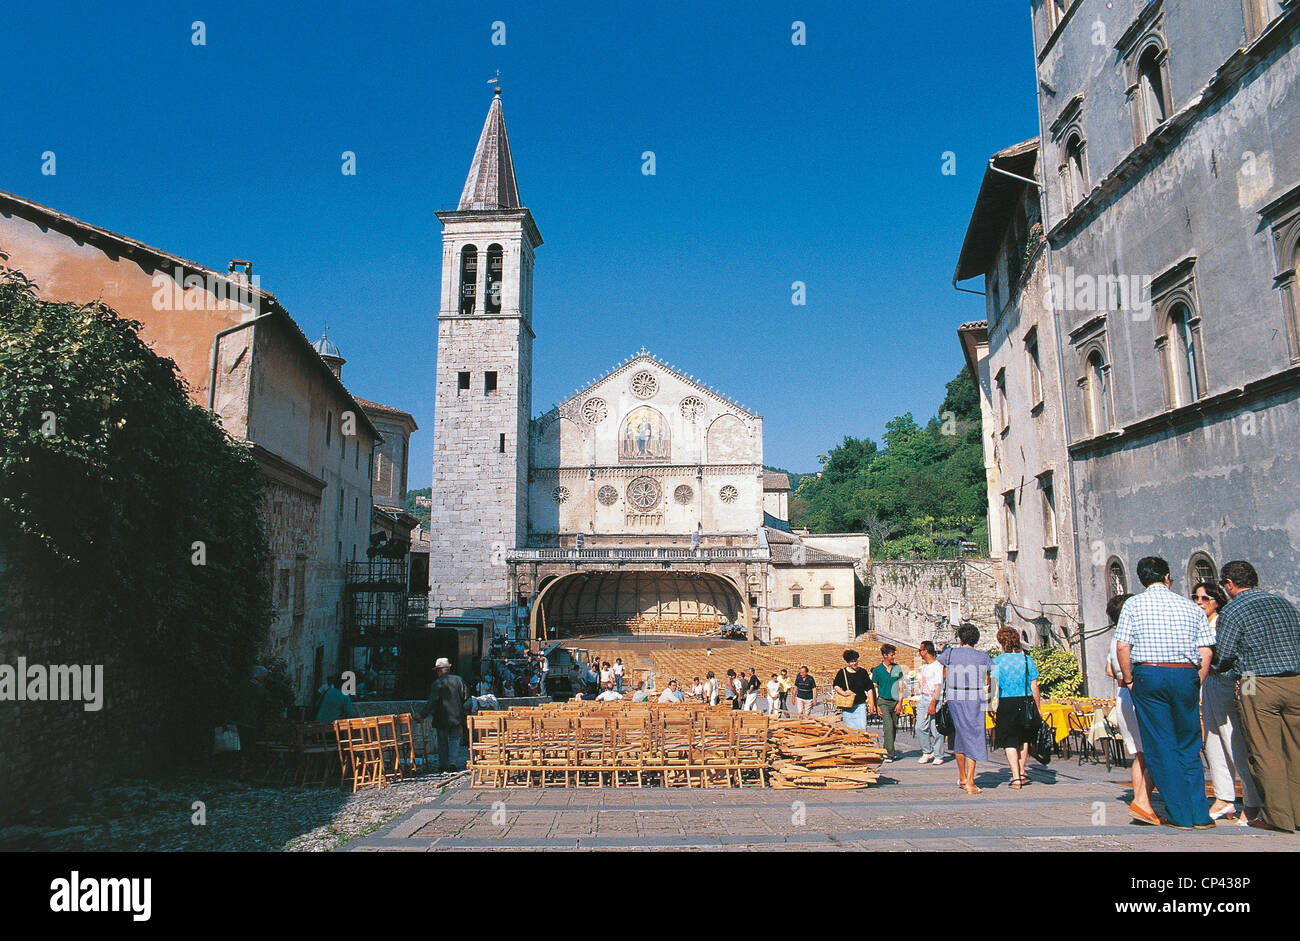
208;313;275;411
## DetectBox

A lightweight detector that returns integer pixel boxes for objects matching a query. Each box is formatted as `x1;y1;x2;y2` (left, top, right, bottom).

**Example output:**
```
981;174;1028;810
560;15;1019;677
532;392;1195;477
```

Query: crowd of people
395;553;1299;833
1105;557;1300;832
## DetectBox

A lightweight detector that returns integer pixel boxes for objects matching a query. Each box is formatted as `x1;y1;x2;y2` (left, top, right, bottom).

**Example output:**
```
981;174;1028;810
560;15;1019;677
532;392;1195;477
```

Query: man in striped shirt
1215;560;1300;832
1114;556;1215;830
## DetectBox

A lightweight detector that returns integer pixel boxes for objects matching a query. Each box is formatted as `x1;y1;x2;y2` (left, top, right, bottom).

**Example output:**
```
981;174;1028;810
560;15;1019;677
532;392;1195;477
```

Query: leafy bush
0;269;271;759
1029;646;1083;699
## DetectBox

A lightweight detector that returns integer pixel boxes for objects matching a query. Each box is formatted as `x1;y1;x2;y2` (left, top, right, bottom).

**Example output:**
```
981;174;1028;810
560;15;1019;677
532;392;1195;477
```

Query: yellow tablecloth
985;702;1071;743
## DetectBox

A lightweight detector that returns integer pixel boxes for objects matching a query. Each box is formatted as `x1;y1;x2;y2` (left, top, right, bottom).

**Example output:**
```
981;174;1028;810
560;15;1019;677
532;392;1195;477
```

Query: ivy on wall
0;269;271;760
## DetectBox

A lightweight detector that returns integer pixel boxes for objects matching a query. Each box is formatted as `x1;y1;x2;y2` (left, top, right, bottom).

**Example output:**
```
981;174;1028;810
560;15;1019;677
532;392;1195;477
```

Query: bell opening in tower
459;245;478;315
485;244;504;314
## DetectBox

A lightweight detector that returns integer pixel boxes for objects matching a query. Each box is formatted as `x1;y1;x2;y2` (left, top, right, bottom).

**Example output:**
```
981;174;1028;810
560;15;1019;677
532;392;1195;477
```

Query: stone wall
867;559;1005;651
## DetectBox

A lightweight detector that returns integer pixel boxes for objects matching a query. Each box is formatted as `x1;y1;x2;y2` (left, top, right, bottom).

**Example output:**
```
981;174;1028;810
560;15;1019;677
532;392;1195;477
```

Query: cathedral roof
458;90;521;211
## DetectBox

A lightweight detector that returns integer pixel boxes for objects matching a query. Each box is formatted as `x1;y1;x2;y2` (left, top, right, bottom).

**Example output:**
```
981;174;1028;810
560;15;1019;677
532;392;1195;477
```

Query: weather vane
487;69;502;93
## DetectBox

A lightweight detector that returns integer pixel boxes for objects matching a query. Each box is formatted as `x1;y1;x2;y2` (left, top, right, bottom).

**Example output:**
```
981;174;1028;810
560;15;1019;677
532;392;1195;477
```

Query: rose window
680;396;705;421
581;397;608;425
597;485;619;506
627;476;662;509
674;485;693;505
719;485;739;504
552;486;570;504
630;370;659;399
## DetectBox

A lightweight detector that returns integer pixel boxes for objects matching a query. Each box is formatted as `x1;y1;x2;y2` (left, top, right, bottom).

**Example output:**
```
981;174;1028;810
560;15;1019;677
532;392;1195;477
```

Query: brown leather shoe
1129;803;1162;826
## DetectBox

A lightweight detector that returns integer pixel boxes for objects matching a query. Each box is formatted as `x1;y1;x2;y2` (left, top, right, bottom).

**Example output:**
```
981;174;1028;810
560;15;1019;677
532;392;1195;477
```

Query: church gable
530;350;760;470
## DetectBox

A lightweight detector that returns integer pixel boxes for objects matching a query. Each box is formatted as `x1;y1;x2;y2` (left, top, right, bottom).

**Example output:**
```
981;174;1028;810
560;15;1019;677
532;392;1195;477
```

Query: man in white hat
415;657;470;773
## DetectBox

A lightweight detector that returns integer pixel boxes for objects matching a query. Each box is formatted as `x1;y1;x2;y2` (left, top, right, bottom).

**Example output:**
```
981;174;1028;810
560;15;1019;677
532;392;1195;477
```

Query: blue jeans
917;695;946;759
1131;665;1211;827
615;676;623;693
842;703;867;731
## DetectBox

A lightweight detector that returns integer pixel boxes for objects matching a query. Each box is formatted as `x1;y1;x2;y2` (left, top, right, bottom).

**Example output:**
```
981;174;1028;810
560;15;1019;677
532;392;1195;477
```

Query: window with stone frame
1063;132;1087;211
1262;182;1300;364
1037;471;1057;549
1107;558;1128;600
995;367;1009;433
485;244;504;314
1026;326;1044;409
792;593;801;608
1152;260;1206;410
1188;552;1217;591
1073;324;1114;438
1124;34;1173;145
1244;0;1285;43
1003;489;1018;553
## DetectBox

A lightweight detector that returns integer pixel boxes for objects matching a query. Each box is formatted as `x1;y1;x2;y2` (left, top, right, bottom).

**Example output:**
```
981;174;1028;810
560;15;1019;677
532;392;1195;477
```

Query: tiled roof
763;471;790;491
769;543;857;566
355;396;417;427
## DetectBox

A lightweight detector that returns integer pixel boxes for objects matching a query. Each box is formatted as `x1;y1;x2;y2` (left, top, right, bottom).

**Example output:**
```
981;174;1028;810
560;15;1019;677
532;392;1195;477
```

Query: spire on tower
458;87;521;211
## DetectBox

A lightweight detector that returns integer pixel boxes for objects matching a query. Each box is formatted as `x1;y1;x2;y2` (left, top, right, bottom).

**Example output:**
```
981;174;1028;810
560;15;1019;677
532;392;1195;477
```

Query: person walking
1196;579;1261;823
939;623;992;794
1214;560;1300;832
916;641;946;765
744;668;761;711
871;644;905;762
832;650;875;732
538;651;549;697
990;627;1041;790
1114;556;1215;830
793;666;817;716
1104;594;1158;825
415;657;471;773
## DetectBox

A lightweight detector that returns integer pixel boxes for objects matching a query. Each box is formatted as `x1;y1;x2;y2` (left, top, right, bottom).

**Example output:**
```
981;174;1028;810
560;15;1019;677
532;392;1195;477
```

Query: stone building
0;189;382;705
954;140;1082;660
969;0;1300;690
429;90;857;645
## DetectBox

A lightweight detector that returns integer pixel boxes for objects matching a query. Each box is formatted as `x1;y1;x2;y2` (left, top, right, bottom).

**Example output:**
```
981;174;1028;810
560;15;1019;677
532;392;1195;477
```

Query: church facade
428;89;859;645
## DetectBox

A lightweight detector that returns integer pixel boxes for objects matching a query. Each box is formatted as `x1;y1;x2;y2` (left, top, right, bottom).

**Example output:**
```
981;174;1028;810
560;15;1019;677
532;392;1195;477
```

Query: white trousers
1201;673;1261;806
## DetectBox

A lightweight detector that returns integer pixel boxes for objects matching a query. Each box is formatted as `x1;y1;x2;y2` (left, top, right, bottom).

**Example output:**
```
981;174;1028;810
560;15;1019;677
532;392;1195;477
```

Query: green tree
0;269;271;761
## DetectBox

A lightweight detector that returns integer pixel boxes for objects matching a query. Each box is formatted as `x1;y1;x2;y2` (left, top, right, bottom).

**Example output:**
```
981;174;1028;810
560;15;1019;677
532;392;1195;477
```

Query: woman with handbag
990;627;1042;789
832;650;875;732
938;624;992;794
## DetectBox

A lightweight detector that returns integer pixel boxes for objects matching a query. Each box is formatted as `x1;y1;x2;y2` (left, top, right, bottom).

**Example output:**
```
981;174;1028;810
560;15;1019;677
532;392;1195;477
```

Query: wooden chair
467;714;505;787
656;712;696;787
294;722;338;787
334;717;386;792
374;714;404;781
393;713;418;777
501;716;538;787
611;715;650;787
734;713;770;787
697;711;738;787
537;716;576;788
574;717;611;787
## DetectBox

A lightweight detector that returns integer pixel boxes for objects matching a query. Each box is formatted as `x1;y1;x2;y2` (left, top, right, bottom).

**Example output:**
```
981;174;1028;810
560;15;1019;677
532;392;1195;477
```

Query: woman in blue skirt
939;623;993;793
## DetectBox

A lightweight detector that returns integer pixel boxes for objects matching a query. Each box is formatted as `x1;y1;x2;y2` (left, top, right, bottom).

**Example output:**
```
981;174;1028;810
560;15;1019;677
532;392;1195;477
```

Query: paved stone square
343;731;1298;852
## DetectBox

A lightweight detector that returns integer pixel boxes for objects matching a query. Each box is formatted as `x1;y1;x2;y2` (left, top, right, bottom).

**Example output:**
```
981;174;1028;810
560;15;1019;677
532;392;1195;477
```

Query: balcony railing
505;546;769;563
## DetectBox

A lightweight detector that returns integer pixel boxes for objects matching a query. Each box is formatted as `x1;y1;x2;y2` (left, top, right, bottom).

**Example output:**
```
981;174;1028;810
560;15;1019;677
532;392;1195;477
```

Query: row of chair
466;710;771;788
332;714;420;792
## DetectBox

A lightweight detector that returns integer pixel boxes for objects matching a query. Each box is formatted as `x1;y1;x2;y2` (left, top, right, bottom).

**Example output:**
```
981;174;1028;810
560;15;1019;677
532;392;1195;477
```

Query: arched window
1083;349;1111;436
1188;553;1217;591
1065;133;1087;209
459;245;478;315
1107;558;1128;600
1137;45;1168;136
485;244;504;314
1158;299;1204;407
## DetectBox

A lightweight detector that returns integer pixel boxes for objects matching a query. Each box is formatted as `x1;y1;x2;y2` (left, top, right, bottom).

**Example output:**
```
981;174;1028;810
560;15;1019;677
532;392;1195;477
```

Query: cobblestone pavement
344;735;1298;852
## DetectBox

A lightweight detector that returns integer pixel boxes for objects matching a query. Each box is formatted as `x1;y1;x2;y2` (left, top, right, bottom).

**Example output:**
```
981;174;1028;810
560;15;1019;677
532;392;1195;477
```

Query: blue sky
1;1;1039;486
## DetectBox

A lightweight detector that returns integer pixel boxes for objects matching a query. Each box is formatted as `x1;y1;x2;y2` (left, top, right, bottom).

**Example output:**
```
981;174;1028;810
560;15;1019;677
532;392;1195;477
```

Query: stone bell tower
428;85;542;623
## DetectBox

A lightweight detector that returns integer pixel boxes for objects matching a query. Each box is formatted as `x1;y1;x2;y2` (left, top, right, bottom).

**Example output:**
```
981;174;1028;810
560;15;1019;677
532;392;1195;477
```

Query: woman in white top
1105;594;1157;825
706;671;719;706
766;675;782;715
1196;580;1260;823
